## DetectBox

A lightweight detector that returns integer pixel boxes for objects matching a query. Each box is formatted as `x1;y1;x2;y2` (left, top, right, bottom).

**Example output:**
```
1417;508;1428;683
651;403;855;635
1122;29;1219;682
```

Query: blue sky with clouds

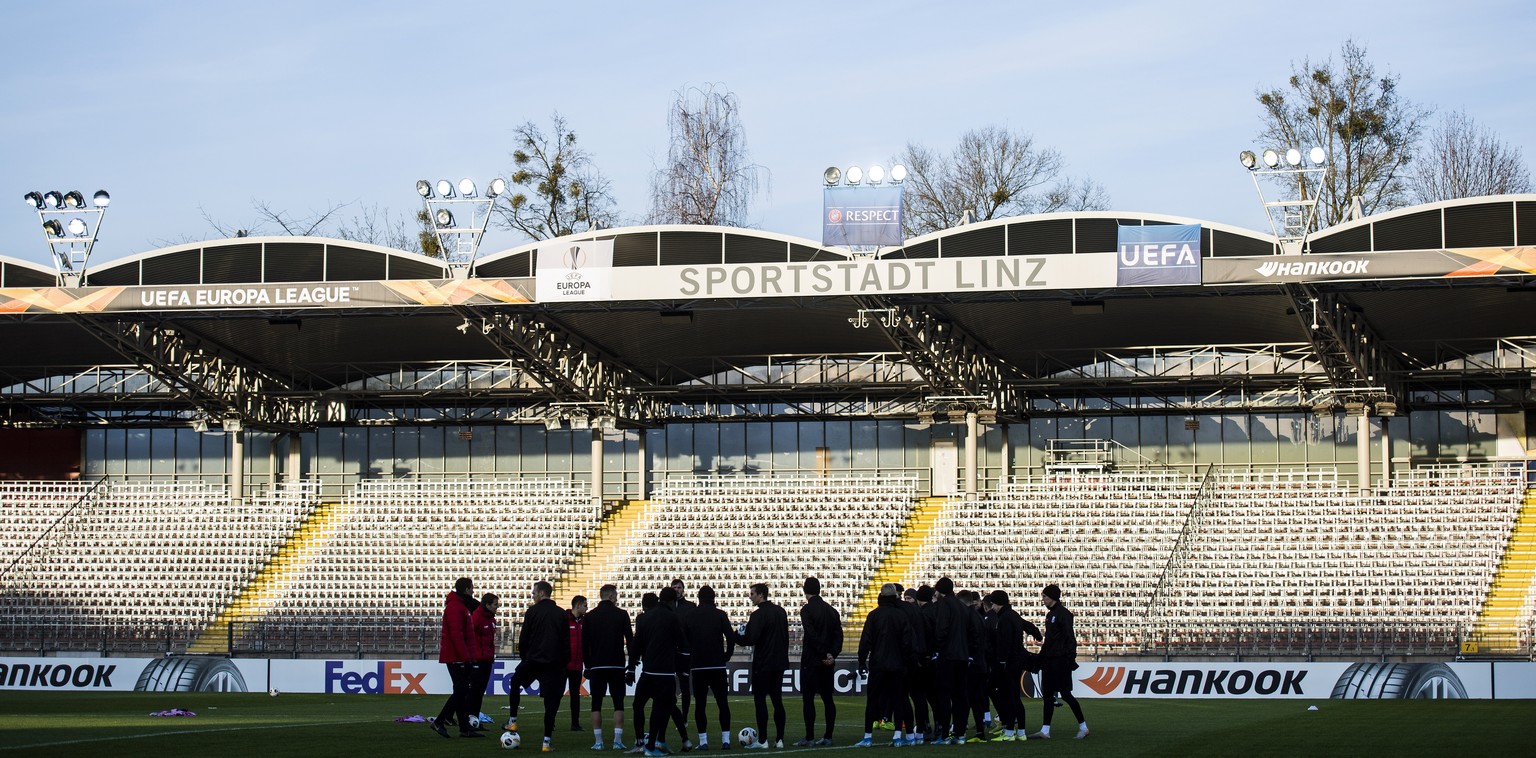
2;1;1532;269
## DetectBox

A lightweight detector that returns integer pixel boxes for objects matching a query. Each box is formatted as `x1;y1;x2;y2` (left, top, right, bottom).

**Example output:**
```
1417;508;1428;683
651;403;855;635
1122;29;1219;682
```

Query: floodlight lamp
191;418;209;434
976;409;998;425
416;179;433;198
24;191;44;209
1262;149;1280;168
487;177;507;197
945;409;969;424
435;179;454;198
42;219;64;237
1309;147;1326;165
67;218;88;237
63;191;85;209
1285;148;1302;167
435;208;454;227
92;190;110;208
458;178;476;197
1375;400;1398;417
868;165;885;184
823;166;841;185
42;191;63;209
221;415;243;433
1239;150;1258;170
889;164;907;183
916;410;936;425
845;166;863;185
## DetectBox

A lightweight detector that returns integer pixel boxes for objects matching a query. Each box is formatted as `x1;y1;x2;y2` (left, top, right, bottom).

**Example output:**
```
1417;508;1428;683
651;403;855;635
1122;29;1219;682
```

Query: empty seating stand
0;479;319;653
608;474;917;655
256;477;597;656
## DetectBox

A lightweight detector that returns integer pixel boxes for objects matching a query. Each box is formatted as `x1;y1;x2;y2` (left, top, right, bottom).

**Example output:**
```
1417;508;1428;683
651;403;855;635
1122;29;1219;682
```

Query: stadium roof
1;196;1533;429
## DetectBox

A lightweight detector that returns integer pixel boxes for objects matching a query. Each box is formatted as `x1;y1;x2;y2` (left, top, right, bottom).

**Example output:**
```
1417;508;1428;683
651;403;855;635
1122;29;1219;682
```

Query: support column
230;431;245;505
1357;413;1371;495
637;431;650;501
1380;418;1392;487
591;429;604;515
998;423;1010;494
965;411;979;500
287;432;303;483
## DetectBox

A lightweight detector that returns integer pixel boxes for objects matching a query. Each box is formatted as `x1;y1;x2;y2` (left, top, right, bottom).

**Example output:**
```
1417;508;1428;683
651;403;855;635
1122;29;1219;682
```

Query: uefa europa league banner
534;239;615;303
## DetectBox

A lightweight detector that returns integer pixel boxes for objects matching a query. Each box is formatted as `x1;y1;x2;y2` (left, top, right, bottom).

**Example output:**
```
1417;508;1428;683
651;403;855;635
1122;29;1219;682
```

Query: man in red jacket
432;577;481;738
469;593;501;731
565;595;588;732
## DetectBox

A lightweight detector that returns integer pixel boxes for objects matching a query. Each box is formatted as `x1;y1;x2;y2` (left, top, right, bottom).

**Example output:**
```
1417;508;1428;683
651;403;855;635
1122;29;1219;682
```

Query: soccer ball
738;727;758;747
501;731;522;749
268;687;279;697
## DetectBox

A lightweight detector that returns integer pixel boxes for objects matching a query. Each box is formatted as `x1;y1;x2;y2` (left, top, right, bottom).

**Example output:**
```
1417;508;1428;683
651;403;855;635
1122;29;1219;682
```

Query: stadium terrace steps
188;500;351;654
551;499;652;606
1462;491;1536;655
847;496;950;636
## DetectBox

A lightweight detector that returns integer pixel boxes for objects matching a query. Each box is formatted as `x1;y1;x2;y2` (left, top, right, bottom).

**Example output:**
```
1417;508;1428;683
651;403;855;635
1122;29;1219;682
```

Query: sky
2;0;1533;270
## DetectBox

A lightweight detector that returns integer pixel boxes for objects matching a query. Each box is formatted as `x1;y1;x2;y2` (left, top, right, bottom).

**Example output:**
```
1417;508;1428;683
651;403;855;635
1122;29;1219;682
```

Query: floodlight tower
415;176;506;276
23;189;111;286
1238;147;1329;254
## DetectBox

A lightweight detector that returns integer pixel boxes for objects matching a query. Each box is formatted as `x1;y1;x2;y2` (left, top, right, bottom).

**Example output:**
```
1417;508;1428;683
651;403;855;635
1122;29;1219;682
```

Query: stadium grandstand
2;194;1535;662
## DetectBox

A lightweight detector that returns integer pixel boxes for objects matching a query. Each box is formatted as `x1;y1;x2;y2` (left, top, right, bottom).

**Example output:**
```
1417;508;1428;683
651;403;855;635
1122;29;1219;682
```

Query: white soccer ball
268;687;279;697
501;731;522;749
738;727;758;747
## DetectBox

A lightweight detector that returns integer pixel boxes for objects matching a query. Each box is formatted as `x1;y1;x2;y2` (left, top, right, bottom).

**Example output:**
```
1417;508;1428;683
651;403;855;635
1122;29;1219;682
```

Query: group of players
431;575;1088;751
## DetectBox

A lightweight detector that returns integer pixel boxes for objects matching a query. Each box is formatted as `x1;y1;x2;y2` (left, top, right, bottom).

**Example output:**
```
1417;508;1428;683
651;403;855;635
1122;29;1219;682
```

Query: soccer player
1028;584;1088;741
732;583;788;749
929;577;971;744
795;576;842;747
901;585;933;744
567;596;589;732
632;587;687;757
670;578;699;751
681;585;735;751
431;577;480;738
855;583;917;748
505;580;572;752
468;593;501;732
960;590;994;741
983;590;1039;741
584;584;634;751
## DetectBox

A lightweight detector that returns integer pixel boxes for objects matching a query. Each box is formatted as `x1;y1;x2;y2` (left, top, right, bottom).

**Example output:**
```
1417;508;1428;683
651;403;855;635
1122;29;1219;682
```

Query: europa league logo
563;245;587;270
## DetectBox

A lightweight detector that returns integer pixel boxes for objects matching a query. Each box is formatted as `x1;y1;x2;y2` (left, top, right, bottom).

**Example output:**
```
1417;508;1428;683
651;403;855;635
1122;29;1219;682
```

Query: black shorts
587;668;626;711
1039;658;1074;695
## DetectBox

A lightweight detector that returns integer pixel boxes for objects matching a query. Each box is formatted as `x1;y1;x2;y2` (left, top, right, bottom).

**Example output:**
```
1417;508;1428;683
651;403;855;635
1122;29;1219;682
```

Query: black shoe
461;730;485;738
573;724;585;732
430;719;450;738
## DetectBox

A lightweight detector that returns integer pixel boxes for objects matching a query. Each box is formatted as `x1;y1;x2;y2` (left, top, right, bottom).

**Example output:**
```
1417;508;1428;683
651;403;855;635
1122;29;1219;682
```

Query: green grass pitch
0;692;1531;756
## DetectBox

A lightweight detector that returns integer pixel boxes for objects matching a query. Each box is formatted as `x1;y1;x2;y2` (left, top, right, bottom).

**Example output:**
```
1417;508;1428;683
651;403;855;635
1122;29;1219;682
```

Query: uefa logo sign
827;209;842;224
563;245;587;270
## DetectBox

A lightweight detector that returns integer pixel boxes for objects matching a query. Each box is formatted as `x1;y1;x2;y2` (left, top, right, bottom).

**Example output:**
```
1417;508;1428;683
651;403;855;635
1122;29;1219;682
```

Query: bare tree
334;203;424;252
648;84;768;226
1256;39;1431;227
897;125;1109;236
1410;109;1532;202
200;200;350;238
496;113;619;240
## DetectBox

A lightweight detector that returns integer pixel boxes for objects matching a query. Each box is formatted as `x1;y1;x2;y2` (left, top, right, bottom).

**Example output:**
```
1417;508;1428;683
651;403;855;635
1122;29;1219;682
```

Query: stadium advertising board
1117;224;1202;286
0;277;534;314
609;253;1118;301
823;185;904;247
1203;246;1536;285
5;657;1534;699
534;239;615;303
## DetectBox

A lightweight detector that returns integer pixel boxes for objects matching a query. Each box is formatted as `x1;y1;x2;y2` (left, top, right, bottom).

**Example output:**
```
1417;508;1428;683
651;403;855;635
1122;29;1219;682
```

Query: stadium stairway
1462;489;1536;656
846;496;949;637
551;500;652;606
187;500;351;655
